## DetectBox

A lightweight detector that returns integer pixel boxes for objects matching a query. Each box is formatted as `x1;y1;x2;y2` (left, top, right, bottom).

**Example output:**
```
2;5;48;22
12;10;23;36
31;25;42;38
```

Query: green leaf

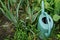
0;0;17;25
32;13;38;23
53;14;60;21
57;34;60;39
45;1;50;9
16;0;22;20
31;10;40;23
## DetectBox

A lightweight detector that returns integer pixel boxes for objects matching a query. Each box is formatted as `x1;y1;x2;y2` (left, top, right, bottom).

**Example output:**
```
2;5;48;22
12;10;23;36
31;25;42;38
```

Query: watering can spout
42;0;44;13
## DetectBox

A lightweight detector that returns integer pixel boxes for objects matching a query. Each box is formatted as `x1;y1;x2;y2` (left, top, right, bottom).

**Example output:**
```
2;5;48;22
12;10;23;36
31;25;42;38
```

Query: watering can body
37;0;53;39
38;12;53;39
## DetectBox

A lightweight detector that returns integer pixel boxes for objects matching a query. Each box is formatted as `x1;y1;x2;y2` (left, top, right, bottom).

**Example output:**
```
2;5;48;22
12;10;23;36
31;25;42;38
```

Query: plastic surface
37;0;53;39
38;12;53;38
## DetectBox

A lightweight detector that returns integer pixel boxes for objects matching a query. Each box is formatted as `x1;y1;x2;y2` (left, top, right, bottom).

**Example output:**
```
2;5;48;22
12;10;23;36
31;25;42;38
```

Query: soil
0;13;15;40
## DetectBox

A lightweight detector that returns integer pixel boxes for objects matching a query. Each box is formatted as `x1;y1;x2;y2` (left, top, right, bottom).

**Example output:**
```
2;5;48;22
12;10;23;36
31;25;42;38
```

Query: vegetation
0;0;60;40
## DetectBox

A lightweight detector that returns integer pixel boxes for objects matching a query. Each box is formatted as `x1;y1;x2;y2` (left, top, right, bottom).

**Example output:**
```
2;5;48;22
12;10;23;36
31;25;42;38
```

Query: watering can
37;0;53;39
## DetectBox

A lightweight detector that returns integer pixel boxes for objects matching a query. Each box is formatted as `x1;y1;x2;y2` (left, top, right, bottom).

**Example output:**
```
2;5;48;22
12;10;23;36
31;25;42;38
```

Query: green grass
0;0;60;40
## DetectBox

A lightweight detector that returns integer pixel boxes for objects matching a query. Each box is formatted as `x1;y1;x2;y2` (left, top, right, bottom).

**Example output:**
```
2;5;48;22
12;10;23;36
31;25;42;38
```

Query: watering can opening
42;17;48;24
42;17;51;24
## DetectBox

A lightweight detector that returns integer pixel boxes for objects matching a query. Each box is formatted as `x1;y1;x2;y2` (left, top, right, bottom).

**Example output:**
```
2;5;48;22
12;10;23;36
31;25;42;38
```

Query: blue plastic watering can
37;0;53;39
